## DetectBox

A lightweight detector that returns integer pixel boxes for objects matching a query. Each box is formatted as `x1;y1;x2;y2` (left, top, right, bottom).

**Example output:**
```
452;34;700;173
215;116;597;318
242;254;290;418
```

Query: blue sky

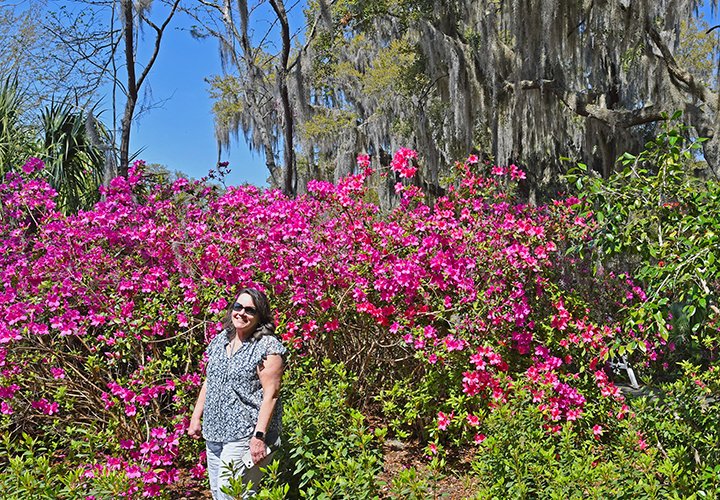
122;8;271;188
67;1;719;189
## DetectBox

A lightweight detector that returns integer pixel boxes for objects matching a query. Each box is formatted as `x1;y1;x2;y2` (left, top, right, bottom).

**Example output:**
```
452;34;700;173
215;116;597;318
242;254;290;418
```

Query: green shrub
468;373;720;500
632;361;720;496
0;433;86;499
272;357;386;500
564;114;720;377
470;390;664;499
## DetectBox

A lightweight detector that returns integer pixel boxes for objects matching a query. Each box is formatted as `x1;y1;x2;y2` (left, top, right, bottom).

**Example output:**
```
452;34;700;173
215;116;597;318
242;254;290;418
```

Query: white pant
206;440;275;499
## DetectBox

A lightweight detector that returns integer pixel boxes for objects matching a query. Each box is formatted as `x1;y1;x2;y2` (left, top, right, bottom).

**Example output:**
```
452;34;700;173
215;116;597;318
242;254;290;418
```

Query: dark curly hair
222;287;276;341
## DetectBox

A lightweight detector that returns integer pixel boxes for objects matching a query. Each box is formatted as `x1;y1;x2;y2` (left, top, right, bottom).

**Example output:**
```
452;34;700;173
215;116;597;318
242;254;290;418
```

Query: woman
189;287;286;499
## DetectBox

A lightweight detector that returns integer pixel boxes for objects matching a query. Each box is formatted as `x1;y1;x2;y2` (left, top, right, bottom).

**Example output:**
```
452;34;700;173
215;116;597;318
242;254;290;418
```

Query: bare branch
137;0;181;91
508;79;667;128
647;23;717;108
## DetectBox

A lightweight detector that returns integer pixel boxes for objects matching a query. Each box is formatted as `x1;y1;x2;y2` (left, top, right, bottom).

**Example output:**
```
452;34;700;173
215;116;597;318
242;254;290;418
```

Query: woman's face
232;293;260;336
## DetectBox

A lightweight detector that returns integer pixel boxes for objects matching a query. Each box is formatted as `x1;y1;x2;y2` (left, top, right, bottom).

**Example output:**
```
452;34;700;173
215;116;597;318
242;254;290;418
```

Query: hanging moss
201;0;718;200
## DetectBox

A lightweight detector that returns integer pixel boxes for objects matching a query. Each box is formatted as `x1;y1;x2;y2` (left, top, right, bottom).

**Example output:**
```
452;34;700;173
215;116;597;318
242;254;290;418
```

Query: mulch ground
377;437;481;499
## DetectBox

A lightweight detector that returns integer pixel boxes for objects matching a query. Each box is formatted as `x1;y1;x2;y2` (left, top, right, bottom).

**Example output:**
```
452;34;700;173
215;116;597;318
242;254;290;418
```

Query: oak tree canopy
204;0;719;201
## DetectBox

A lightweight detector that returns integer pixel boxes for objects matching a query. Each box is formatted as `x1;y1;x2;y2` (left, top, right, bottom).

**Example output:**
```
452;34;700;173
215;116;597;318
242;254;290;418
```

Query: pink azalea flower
189;463;206;479
150;427;167;440
1;402;13;414
437;411;453;430
120;439;135;450
509;164;526;180
126;465;142;479
636;432;648;450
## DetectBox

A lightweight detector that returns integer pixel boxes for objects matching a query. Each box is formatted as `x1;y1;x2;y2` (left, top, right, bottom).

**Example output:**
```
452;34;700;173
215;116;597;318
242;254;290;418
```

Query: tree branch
507;79;667;128
137;0;181;91
646;23;717;109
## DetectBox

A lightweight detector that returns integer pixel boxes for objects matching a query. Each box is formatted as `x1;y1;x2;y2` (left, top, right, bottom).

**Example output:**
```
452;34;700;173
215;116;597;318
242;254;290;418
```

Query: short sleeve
206;329;226;353
260;335;287;366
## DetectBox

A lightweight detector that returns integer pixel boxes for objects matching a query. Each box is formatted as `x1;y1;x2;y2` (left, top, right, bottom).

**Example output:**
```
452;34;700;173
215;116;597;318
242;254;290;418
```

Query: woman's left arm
250;353;283;464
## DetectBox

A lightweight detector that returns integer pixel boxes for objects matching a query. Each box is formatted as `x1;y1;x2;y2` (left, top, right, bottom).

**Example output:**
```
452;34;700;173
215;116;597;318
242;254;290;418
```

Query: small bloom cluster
390;148;418;178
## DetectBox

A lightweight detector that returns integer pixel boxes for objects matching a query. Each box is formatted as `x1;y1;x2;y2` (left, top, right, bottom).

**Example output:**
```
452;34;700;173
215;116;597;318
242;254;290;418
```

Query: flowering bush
0;151;648;496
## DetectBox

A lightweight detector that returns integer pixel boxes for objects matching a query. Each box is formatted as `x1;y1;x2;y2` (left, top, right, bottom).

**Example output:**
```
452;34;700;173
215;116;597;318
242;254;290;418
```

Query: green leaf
685;305;697;318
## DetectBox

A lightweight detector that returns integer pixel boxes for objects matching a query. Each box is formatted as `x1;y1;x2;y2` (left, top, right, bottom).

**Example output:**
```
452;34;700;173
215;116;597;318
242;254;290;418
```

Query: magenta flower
189;463;206;479
125;465;142;479
509;164;526;180
390;148;419;178
437;411;453;430
21;157;45;174
150;427;167;440
120;439;135;450
356;154;371;167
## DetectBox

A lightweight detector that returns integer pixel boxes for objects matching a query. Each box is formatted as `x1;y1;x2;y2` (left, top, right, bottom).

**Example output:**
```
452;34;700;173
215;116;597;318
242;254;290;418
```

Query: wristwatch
254;431;265;441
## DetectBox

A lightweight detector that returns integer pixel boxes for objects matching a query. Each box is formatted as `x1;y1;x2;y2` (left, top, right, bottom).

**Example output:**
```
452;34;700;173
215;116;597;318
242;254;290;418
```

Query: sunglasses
233;303;258;316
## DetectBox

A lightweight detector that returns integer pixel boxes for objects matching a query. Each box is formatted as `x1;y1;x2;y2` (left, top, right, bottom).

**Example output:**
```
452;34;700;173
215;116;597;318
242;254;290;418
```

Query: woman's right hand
188;418;202;439
189;380;207;440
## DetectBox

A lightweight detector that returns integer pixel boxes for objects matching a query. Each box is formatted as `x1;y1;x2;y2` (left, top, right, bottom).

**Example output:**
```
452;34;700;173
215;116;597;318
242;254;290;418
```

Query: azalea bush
0;145;678;497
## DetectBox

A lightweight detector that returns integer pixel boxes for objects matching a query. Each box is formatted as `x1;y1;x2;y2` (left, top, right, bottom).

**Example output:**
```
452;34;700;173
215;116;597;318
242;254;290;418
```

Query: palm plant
0;74;111;214
39;101;107;213
0;75;37;174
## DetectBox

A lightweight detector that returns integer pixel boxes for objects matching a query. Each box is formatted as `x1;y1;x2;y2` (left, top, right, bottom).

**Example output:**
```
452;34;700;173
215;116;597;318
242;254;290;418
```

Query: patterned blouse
202;329;286;443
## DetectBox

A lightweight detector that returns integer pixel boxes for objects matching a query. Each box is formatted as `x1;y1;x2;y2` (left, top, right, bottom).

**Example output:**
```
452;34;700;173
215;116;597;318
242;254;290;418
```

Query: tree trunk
119;0;136;178
270;0;295;196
